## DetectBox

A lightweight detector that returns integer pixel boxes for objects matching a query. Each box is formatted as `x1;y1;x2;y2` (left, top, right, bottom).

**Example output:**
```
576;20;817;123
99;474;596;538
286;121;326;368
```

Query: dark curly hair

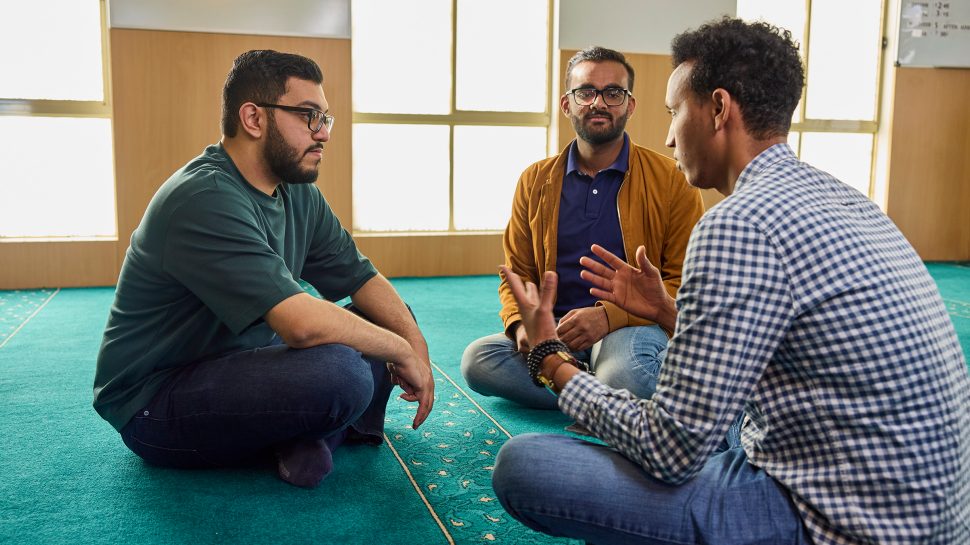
671;17;804;140
221;50;323;137
565;46;635;92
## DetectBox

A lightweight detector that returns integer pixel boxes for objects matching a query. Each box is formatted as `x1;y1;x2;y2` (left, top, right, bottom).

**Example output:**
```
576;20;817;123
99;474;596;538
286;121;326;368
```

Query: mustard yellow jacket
500;140;705;336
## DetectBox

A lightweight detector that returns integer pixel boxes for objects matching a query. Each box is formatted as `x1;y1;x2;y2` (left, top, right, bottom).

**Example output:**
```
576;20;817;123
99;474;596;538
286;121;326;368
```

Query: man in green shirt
93;50;434;488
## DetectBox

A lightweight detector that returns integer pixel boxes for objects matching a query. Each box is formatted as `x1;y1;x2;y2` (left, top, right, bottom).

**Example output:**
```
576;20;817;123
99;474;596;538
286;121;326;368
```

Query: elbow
276;325;318;349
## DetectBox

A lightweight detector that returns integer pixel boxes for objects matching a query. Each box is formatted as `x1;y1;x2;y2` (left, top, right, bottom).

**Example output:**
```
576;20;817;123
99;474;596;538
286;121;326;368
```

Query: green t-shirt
93;143;377;431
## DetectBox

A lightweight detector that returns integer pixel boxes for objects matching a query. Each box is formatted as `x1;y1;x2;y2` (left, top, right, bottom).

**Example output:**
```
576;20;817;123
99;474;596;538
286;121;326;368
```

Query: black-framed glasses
566;87;632;107
256;103;334;133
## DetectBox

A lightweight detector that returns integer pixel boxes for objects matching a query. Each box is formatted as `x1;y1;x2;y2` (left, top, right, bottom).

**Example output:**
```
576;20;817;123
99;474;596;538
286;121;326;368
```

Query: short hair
565;46;635;92
221;50;324;137
671;17;804;140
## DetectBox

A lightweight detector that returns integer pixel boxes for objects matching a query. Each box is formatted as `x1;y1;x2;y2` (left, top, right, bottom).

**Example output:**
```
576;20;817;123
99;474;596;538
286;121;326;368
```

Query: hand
513;323;530;354
498;266;559;347
387;350;435;429
580;244;677;331
556;306;609;351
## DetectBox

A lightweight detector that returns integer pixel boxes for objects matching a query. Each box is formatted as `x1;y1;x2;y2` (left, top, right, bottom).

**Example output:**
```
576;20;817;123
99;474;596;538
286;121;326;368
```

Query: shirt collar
565;133;630;177
734;142;797;193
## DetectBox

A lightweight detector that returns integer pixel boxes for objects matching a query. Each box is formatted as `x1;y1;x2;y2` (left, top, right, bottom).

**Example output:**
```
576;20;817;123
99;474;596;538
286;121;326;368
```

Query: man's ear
711;88;732;131
559;93;571;116
238;102;264;138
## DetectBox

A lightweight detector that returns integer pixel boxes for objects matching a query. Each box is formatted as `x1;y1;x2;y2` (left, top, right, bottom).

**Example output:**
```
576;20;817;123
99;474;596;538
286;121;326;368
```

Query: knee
595;326;668;398
291;344;375;415
460;334;513;390
493;434;550;507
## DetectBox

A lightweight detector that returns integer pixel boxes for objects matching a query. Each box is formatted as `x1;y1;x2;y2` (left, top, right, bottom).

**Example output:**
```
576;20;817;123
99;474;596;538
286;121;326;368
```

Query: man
461;46;704;409
492;18;969;545
93;50;434;489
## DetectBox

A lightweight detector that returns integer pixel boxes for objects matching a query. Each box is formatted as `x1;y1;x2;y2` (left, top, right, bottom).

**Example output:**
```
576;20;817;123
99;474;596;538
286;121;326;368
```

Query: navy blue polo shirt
554;135;628;317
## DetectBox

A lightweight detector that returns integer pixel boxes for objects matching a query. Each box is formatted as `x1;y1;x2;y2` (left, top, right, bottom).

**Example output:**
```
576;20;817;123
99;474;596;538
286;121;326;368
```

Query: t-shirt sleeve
299;187;377;301
161;187;304;335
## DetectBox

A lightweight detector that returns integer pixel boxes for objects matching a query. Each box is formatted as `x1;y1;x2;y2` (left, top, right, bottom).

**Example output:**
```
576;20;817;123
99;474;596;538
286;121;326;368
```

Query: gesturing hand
499;266;559;347
579;244;677;332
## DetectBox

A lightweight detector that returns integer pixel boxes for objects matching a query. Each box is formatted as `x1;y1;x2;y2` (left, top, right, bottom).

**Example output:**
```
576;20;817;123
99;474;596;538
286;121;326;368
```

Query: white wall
559;0;735;54
108;0;351;38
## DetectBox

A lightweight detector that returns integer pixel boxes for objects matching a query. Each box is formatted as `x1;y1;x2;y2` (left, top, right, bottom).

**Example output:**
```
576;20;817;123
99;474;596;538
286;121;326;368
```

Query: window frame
0;0;115;241
786;0;889;198
351;0;554;234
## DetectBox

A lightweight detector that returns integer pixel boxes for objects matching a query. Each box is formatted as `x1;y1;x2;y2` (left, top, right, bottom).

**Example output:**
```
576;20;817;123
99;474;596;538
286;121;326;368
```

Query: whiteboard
896;1;970;68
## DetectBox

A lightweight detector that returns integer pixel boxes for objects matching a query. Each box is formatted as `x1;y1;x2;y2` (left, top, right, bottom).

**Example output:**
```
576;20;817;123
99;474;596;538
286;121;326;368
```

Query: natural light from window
453;126;548;230
800;132;874;196
0;1;104;101
805;0;881;120
351;0;452;114
0;117;115;238
352;0;551;233
738;0;883;200
352;124;451;231
456;0;548;112
0;0;115;240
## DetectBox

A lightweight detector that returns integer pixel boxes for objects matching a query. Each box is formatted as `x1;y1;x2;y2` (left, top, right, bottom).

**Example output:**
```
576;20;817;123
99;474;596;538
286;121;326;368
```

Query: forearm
350;274;429;361
266;292;414;363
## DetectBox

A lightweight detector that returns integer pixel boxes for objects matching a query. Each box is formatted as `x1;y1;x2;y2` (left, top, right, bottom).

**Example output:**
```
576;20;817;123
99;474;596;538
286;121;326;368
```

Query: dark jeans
120;341;393;469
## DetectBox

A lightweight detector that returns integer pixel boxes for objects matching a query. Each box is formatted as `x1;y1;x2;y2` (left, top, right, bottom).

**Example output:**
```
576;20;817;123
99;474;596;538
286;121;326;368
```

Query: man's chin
288;172;319;185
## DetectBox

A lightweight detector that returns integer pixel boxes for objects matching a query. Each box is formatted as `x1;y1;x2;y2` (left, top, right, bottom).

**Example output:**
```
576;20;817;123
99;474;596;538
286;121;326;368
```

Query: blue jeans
492;434;810;545
460;325;668;409
120;341;393;468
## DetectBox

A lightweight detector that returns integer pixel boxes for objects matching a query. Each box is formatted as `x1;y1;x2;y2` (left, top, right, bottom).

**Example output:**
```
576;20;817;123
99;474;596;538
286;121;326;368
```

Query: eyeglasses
566;87;632;107
256;103;334;133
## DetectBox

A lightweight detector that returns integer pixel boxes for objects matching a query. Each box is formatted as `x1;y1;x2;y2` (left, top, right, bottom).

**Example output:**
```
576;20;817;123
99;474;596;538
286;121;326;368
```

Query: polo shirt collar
565;133;630;177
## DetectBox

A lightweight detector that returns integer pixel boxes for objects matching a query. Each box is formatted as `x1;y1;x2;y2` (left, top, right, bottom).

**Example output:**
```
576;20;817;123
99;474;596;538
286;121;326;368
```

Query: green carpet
0;279;580;545
1;265;967;544
926;263;970;362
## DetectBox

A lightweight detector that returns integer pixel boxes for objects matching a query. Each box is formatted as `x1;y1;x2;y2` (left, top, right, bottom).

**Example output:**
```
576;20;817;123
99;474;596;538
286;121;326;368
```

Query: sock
275;438;334;488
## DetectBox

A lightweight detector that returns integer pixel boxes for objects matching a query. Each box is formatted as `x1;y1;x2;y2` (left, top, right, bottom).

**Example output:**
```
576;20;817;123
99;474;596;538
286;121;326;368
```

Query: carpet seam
0;288;60;350
430;361;514;440
383;431;456;545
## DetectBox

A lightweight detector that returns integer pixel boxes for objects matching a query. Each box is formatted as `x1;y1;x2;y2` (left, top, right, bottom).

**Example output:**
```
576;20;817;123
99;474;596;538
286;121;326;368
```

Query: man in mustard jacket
461;47;704;409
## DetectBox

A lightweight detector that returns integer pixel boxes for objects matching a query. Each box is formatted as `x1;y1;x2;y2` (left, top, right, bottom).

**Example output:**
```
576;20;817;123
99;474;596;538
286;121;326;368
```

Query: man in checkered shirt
492;17;969;545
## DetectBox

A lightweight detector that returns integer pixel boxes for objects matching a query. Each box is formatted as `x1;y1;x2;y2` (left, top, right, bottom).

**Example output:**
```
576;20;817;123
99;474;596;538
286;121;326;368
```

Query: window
351;0;552;232
0;0;116;239
738;0;885;197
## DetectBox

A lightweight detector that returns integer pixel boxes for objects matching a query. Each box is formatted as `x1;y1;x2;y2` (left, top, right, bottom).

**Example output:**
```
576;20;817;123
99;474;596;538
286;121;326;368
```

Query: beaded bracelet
526;339;570;386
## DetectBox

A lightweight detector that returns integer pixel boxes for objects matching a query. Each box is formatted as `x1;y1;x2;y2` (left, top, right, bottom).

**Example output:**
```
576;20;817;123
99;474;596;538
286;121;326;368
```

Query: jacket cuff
596;301;627;332
503;314;522;340
596;301;669;336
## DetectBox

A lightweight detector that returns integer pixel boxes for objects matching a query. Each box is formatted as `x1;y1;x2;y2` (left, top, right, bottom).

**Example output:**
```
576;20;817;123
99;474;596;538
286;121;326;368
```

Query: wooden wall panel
110;29;353;268
886;68;970;261
355;234;504;278
0;241;118;289
558;50;724;210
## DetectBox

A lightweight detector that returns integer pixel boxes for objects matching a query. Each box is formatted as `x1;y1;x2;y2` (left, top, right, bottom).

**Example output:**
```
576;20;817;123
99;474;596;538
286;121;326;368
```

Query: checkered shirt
560;144;970;544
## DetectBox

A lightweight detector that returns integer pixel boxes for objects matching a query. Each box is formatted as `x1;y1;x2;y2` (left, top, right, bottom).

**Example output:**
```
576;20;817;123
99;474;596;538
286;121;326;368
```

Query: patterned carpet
1;264;967;544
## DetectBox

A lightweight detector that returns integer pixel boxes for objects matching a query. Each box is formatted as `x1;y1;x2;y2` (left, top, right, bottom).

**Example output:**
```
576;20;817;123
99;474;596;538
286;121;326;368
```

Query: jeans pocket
121;415;216;469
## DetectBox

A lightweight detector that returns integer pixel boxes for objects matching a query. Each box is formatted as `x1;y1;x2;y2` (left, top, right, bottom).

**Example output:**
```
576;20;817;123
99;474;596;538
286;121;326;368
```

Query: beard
571;109;629;145
264;117;321;185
